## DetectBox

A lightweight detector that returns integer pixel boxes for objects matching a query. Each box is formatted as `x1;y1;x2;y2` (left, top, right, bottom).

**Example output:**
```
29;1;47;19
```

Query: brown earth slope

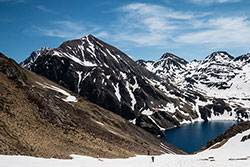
0;53;185;159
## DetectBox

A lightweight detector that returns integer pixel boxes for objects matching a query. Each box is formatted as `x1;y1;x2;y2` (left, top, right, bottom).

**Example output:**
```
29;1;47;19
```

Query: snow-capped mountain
137;51;250;116
184;51;239;90
22;35;250;136
137;53;188;82
20;46;50;69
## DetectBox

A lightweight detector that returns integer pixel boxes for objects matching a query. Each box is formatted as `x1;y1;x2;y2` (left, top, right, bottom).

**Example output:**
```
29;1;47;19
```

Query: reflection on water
162;121;236;154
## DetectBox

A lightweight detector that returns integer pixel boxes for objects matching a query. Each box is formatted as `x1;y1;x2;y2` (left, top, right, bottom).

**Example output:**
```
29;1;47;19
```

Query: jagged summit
202;51;234;64
234;53;250;62
160;52;188;65
46;34;154;78
20;46;50;69
81;33;95;39
160;52;177;59
136;52;188;81
157;52;188;67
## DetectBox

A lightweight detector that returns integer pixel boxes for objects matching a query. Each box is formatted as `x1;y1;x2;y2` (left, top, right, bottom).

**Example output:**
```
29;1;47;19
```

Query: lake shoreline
162;120;237;154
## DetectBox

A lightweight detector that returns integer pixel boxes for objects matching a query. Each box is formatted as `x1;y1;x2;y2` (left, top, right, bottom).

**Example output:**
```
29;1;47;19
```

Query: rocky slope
0;52;185;159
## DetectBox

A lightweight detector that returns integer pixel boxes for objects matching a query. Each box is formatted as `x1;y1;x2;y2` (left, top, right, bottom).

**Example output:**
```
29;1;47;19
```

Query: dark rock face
198;98;234;121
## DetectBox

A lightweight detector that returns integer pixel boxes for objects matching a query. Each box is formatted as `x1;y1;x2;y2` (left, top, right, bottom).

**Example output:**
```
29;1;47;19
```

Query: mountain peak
81;34;96;40
20;46;51;69
160;52;178;59
35;46;50;54
211;51;231;56
159;52;188;65
87;34;95;38
203;51;234;63
234;53;250;62
210;51;233;58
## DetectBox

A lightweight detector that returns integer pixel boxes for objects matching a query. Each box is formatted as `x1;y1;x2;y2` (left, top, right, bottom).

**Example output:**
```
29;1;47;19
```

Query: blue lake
162;121;236;154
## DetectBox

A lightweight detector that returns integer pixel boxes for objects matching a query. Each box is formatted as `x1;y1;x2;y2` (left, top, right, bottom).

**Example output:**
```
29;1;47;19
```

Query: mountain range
20;34;250;137
137;51;250;117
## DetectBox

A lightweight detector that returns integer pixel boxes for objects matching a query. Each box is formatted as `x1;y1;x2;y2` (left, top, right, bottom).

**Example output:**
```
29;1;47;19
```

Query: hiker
151;156;154;163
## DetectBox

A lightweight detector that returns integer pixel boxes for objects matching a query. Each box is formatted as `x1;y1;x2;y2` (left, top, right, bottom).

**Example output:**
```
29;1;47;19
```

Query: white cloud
32;2;250;53
177;17;250;48
34;21;101;39
36;5;57;14
94;31;109;38
189;0;240;4
111;3;250;51
111;3;201;47
114;32;169;47
122;3;196;20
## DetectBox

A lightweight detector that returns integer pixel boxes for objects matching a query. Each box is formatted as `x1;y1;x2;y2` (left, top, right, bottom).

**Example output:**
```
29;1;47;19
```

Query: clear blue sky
1;0;250;62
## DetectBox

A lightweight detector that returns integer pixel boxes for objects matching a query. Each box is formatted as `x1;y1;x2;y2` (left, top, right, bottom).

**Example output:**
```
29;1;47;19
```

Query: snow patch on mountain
76;71;83;93
36;82;77;102
141;109;154;116
112;83;121;102
126;81;137;110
